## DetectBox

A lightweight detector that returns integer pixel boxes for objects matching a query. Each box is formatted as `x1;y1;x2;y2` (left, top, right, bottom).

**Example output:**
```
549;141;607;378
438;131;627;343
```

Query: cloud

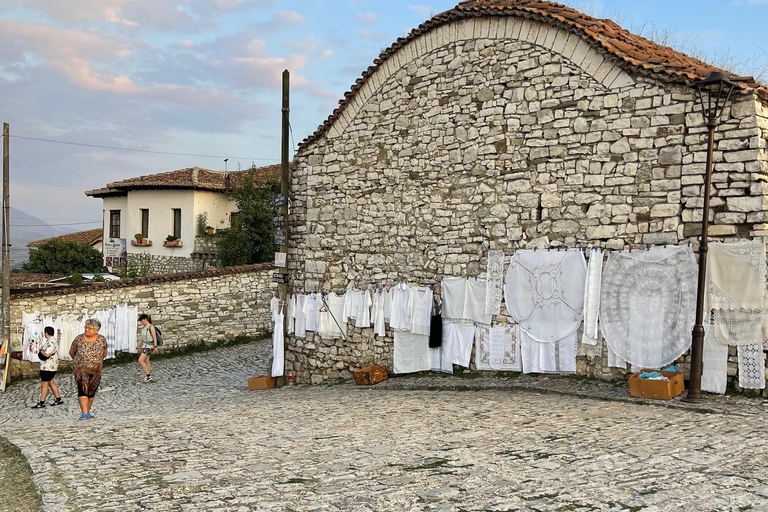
409;5;435;19
316;50;334;61
252;9;305;33
356;29;388;41
355;12;377;26
283;36;318;51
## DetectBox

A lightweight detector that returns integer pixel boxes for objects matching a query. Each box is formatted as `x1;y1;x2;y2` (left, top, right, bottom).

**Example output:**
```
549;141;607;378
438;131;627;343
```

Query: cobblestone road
1;339;768;512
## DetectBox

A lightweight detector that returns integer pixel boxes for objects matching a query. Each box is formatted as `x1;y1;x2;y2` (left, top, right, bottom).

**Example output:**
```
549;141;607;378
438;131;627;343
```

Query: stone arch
325;16;635;141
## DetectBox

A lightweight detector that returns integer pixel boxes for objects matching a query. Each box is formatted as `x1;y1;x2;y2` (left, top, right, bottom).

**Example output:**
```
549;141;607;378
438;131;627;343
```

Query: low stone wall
8;263;275;380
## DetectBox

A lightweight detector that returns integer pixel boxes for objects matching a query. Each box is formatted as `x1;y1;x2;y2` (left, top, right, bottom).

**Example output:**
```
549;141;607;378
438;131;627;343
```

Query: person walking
31;326;63;409
69;318;108;420
137;314;158;383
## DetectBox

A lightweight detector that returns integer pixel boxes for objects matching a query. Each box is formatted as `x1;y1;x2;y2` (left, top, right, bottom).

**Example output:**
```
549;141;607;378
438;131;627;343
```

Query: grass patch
0;436;43;512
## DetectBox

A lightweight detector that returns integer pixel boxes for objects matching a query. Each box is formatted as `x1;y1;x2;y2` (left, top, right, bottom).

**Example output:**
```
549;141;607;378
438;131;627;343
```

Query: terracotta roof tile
27;228;103;247
7;274;65;287
85;164;281;198
298;0;763;152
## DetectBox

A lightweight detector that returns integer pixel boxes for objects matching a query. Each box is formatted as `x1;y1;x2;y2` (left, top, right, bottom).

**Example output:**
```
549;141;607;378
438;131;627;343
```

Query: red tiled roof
85;164;281;198
8;273;65;287
27;228;103;247
298;0;767;151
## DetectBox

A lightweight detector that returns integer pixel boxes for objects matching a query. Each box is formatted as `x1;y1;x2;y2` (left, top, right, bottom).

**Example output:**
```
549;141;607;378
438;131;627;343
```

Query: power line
9;135;280;162
11;221;101;227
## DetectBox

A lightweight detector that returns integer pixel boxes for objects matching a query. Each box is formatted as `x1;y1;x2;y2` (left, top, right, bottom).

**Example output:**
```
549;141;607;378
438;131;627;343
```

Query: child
32;327;63;409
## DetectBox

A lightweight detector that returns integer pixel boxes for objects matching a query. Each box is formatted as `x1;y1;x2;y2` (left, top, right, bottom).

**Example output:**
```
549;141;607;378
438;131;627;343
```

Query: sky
1;0;767;228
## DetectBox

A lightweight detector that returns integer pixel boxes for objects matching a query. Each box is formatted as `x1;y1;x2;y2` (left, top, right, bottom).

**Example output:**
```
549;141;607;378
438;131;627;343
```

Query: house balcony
192;236;218;255
131;239;153;247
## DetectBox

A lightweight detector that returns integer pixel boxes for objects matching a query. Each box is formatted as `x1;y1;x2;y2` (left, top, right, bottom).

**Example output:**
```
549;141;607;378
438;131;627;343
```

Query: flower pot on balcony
163;240;183;248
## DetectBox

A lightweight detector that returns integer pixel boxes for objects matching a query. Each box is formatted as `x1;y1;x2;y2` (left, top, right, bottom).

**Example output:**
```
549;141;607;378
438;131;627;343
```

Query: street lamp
686;71;739;402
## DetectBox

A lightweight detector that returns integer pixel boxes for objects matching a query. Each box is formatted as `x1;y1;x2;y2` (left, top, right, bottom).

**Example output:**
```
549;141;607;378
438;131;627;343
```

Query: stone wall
285;15;768;394
8;263;275;380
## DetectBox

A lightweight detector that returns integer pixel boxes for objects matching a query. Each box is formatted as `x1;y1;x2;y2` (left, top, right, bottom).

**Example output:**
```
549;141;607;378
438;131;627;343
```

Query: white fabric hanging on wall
475;324;521;372
393;331;431;374
738;344;766;390
441;277;466;320
600;245;697;369
504;249;586;343
344;289;361;321
581;249;604;346
382;288;392;324
389;284;412;331
355;290;372;328
702;328;728;395
373;291;386;336
286;295;295;335
126;305;138;353
485;250;504;317
441;277;491;325
318;293;345;339
305;293;317;332
520;330;576;374
409;286;433;336
432;321;474;372
294;294;307;339
272;305;284;377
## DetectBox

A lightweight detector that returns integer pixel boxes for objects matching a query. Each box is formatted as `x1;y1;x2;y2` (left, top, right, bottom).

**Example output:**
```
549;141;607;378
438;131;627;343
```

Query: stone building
284;0;768;388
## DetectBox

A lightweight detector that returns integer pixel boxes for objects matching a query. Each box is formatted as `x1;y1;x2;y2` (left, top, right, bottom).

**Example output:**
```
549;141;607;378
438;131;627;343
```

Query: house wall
194;190;237;235
8;263;275;380
285;15;768;393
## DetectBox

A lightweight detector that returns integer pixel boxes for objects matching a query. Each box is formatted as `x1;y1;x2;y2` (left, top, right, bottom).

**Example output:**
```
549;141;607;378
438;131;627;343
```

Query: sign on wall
103;238;127;273
274;193;288;207
275;252;287;268
275;230;287;246
272;272;288;284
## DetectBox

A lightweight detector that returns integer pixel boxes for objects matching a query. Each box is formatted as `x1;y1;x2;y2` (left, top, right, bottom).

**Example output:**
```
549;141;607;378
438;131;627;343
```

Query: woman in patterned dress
68;318;108;420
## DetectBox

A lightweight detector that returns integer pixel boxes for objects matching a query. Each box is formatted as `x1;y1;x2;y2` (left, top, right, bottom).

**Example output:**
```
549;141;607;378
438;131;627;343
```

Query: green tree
216;168;280;267
23;239;104;274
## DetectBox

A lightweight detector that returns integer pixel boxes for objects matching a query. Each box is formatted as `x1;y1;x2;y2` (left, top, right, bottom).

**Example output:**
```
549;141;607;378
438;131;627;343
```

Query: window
109;210;121;239
172;209;181;238
140;209;149;238
230;211;240;225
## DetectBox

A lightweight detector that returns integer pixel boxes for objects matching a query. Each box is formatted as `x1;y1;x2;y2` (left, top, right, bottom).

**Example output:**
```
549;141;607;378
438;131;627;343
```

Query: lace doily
737;343;766;390
504;250;586;343
475;324;520;371
485;250;505;317
713;308;764;346
600;245;697;369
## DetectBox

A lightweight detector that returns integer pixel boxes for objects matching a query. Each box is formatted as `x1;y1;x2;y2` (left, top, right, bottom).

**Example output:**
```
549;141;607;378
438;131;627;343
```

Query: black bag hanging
429;313;442;348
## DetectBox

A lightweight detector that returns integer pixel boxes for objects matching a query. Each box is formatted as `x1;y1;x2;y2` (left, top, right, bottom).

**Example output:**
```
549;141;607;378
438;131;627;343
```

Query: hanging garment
393;331;431;374
373;291;387;336
344;289;361;322
441;277;492;324
738;344;766;390
505;249;587;343
429;313;442;348
382;288;392;324
115;304;130;352
475;324;521;371
577;327;603;358
105;309;117;359
23;320;44;363
466;278;492;325
355;290;372;328
270;297;280;323
600;245;697;369
707;239;766;346
126;306;138;354
294;294;307;339
581;249;604;346
318;293;346;339
389;283;412;331
409;286;433;336
305;293;317;332
441;277;467;321
58;314;79;361
272;305;285;377
448;321;475;368
430;317;451;373
286;295;295;335
485;250;505;317
702;327;728;395
520;330;577;374
42;316;60;340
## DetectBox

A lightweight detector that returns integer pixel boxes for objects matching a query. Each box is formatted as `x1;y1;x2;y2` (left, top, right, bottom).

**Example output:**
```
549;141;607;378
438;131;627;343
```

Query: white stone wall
285;16;768;391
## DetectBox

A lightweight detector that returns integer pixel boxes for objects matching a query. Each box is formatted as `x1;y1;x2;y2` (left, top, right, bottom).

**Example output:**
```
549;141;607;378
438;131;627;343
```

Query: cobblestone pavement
1;340;768;512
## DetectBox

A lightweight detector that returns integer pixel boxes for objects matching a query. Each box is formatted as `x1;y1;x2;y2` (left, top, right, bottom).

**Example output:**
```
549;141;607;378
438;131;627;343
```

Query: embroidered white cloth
393;331;431;374
441;277;466;320
707;239;766;346
581;250;604;346
520;330;576;374
441;277;492;324
485;250;505;316
272;305;284;377
738;344;766;390
318;293;345;339
504;249;586;343
600;245;697;369
409;286;433;336
389;284;412;331
355;290;372;328
475;324;521;371
702;327;728;394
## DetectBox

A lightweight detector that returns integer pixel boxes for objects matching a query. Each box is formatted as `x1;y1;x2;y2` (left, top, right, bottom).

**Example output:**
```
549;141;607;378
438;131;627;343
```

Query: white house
86;165;279;274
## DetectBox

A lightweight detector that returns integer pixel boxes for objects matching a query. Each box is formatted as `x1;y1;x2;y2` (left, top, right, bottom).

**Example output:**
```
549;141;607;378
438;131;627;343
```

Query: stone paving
1;339;768;511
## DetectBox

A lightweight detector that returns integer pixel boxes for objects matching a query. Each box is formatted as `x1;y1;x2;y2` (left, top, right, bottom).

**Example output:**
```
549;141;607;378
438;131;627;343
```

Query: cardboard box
248;375;276;390
629;369;685;400
353;365;389;386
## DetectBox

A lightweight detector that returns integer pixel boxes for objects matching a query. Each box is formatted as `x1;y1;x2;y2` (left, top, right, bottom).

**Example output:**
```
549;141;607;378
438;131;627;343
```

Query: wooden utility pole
2;123;10;392
279;70;290;381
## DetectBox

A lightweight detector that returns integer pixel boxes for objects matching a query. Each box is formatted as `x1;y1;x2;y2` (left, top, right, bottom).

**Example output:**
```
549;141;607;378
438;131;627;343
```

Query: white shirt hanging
305;293;317;332
355;290;372;328
389;283;412;331
409;286;433;336
295;294;307;338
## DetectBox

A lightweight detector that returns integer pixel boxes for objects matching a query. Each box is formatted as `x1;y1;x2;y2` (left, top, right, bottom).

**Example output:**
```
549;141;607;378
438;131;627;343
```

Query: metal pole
279;70;290;383
686;118;717;402
2;123;10;391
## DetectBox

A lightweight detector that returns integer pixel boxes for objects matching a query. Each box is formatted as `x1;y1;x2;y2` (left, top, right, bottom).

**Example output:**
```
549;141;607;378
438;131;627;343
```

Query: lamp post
686;71;738;402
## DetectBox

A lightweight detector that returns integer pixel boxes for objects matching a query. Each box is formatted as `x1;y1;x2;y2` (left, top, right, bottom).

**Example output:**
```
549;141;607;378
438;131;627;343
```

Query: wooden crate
248;375;276;390
353;365;389;386
629;370;685;400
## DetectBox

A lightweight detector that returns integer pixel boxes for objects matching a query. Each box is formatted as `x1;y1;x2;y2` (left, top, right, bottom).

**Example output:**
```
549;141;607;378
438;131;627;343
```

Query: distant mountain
7;207;79;268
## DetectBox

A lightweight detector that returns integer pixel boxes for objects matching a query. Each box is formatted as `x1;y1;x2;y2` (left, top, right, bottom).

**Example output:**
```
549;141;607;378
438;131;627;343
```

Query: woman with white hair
69;318;108;420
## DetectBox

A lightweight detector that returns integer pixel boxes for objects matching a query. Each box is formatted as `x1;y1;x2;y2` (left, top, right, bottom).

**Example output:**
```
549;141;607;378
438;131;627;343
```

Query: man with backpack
137;314;162;383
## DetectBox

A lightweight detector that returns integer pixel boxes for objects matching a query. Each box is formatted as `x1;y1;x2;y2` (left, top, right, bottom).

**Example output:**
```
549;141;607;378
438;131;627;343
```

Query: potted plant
165;235;180;247
206;225;215;236
134;233;144;244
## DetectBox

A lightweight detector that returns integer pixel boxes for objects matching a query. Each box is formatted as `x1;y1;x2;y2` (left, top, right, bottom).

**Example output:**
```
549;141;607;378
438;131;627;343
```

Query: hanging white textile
520;330;577;374
382;288;392;324
318;293;346;339
600;245;697;369
393;331;431;374
441;277;466;321
24;320;44;363
707;239;766;346
430;327;454;374
355;290;372;328
58;313;80;361
344;289;361;321
581;249;604;346
272;305;285;377
607;343;628;369
484;250;504;317
295;294;307;339
389;283;412;331
475;324;521;371
126;305;138;354
286;295;295;335
115;304;131;352
270;297;280;322
440;277;491;324
373;291;386;336
702;327;728;395
409;286;433;336
430;320;474;373
305;293;318;332
504;249;586;343
738;344;766;390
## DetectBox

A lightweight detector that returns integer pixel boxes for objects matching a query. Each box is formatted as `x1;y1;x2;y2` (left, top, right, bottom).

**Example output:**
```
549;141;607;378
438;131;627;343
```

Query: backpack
153;326;164;346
